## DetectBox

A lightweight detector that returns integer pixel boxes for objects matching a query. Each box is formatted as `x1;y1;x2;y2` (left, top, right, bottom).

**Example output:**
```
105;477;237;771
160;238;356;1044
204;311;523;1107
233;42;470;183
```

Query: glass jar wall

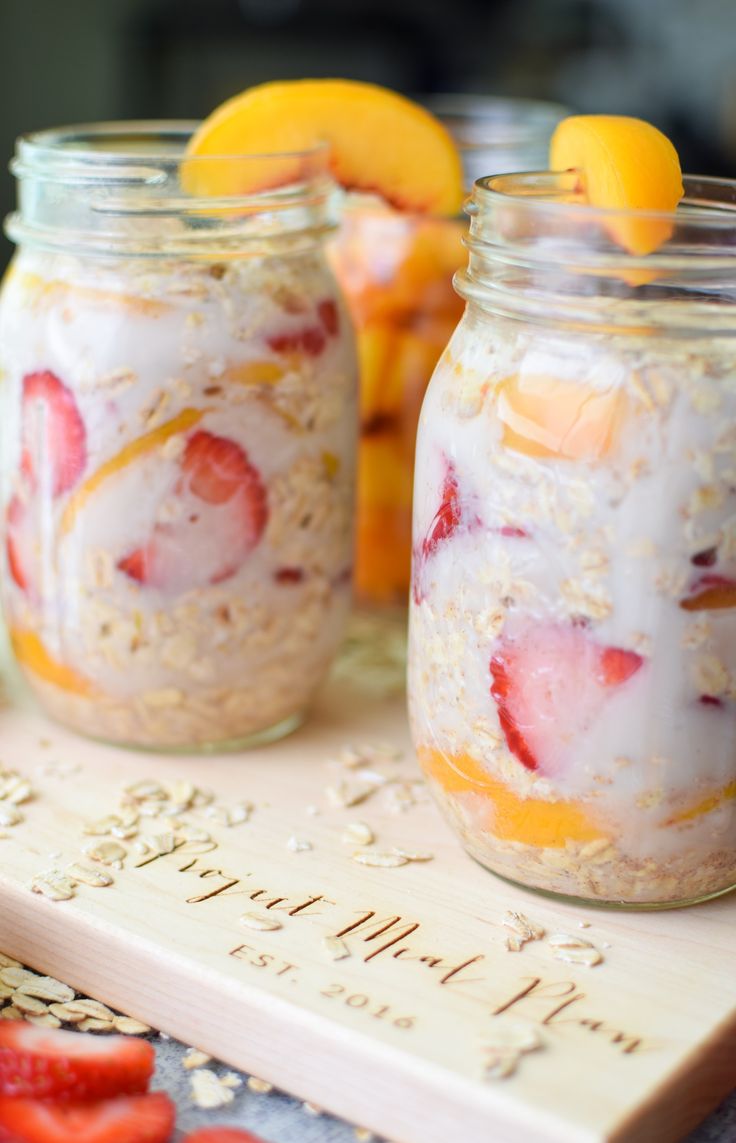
409;170;736;907
0;124;357;751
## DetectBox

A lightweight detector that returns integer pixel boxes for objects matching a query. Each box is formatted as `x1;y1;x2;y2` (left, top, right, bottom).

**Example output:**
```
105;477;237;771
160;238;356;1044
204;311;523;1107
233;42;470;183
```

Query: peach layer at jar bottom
419;749;736;905
329;209;464;604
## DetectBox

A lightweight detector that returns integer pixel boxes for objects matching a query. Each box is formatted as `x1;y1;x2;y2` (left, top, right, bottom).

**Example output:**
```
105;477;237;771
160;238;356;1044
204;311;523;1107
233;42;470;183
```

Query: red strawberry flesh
0;1021;154;1102
0;1093;174;1143
317;298;339;336
22;371;87;497
490;625;645;774
422;468;461;558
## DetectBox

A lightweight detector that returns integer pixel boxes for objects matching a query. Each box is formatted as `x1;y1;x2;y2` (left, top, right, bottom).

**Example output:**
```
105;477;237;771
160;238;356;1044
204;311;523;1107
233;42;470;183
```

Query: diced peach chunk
11;629;96;697
222;360;286;386
184;79;464;216
60;408;206;534
417;746;607;848
497;373;625;461
680;575;736;612
549;115;683;255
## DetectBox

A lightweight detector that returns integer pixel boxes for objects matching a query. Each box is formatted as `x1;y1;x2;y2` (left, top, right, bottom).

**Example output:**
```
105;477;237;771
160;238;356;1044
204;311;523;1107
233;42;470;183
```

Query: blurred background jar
329;96;567;605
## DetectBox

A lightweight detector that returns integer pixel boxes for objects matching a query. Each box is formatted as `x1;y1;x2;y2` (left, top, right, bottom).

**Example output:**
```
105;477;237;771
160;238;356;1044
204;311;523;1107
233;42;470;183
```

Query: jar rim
14;120;331;168
473;169;736;234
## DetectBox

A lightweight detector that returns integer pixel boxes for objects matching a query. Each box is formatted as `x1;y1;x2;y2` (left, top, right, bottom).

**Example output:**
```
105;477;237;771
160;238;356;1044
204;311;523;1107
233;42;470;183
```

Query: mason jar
330;96;566;605
0;123;357;751
409;169;736;907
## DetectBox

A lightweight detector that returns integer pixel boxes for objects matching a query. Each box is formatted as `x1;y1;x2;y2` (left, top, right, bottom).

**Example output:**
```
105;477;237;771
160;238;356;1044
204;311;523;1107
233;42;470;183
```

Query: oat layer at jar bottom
408;308;736;907
0;250;357;750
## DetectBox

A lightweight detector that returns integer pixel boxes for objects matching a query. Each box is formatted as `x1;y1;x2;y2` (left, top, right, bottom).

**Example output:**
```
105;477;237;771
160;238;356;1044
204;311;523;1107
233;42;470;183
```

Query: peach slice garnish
497;372;625;461
184;79;464;216
417;746;606;848
60;408;205;535
549;115;684;255
10;629;96;697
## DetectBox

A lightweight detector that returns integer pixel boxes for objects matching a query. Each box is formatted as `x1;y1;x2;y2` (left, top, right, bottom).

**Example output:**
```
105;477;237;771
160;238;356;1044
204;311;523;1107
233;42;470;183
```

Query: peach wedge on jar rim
408;113;736;908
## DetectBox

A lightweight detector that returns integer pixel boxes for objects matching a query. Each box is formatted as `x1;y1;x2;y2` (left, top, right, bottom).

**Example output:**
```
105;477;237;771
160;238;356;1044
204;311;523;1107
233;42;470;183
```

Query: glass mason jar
0;123;358;751
409;170;736;908
330;96;567;605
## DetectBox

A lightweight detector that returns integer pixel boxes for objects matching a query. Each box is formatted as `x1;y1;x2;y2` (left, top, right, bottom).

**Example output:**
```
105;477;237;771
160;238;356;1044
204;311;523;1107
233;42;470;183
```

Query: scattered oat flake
15;975;75;1003
61;999;115;1020
0;806;23;827
239;912;283;932
10;993;49;1016
220;1073;242;1089
326;782;374;809
483;1022;544;1081
0;954;21;970
303;1102;322;1117
342;821;374;846
391;847;433;863
190;1068;236;1109
548;933;603;967
0;1007;22;1020
114;1016;152;1035
183;1049;213;1070
503;911;545;951
352;851;408;868
323;935;351;961
31;870;76;901
287;836;312;853
66;863;114;888
354;1129;374;1142
247;1076;273;1094
83;840;127;866
26;1013;62;1029
76;1017;114;1033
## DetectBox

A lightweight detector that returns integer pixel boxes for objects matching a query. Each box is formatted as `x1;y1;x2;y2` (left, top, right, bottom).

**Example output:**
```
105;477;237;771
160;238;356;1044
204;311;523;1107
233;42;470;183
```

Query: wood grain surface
1;625;735;1143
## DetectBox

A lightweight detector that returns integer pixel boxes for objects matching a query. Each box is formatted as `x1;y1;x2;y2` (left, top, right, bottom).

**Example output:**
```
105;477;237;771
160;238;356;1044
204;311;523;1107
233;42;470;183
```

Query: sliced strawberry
274;566;304;584
421;466;461;558
182;1131;267;1143
22;371;87;497
691;546;718;567
267;325;326;357
317;298;339;336
5;496;30;591
490;625;645;774
0;1021;154;1102
118;431;268;591
0;1094;174;1143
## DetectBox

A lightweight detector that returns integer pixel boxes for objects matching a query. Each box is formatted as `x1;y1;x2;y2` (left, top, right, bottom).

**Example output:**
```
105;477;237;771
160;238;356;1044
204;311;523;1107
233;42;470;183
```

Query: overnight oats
0;125;357;750
408;137;736;905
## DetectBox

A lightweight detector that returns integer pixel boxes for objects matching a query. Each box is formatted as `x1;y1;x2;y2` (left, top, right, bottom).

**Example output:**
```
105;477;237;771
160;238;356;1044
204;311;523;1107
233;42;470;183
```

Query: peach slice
497;372;625;461
549;115;683;255
417;746;606;848
15;271;170;318
11;629;96;697
60;408;205;535
184;79;464;216
665;780;736;826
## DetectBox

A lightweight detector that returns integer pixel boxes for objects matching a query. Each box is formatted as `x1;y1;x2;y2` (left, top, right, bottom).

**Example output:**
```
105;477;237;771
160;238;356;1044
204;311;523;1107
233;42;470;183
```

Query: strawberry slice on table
490;624;644;774
21;370;87;497
182;1130;268;1142
0;1094;174;1143
0;1021;154;1101
117;430;268;591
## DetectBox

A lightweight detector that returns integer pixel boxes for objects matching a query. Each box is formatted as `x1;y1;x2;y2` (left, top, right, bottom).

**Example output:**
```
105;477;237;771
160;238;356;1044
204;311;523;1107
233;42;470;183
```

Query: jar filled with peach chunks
330;96;567;605
0;123;358;750
409;117;736;907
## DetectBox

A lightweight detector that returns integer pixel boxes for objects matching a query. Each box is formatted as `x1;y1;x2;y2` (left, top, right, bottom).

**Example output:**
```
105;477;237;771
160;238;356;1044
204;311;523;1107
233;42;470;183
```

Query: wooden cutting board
1;619;734;1143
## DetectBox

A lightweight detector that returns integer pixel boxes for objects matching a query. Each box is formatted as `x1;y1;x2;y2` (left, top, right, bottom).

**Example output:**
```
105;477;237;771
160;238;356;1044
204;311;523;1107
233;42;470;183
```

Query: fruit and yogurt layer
408;315;736;904
0;247;357;748
409;117;735;905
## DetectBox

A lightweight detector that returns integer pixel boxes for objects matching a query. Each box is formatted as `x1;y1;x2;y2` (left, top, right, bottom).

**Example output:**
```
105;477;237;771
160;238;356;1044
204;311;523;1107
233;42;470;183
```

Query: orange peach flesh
11;630;96;697
549;115;684;256
497;373;625;461
184;79;464;216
